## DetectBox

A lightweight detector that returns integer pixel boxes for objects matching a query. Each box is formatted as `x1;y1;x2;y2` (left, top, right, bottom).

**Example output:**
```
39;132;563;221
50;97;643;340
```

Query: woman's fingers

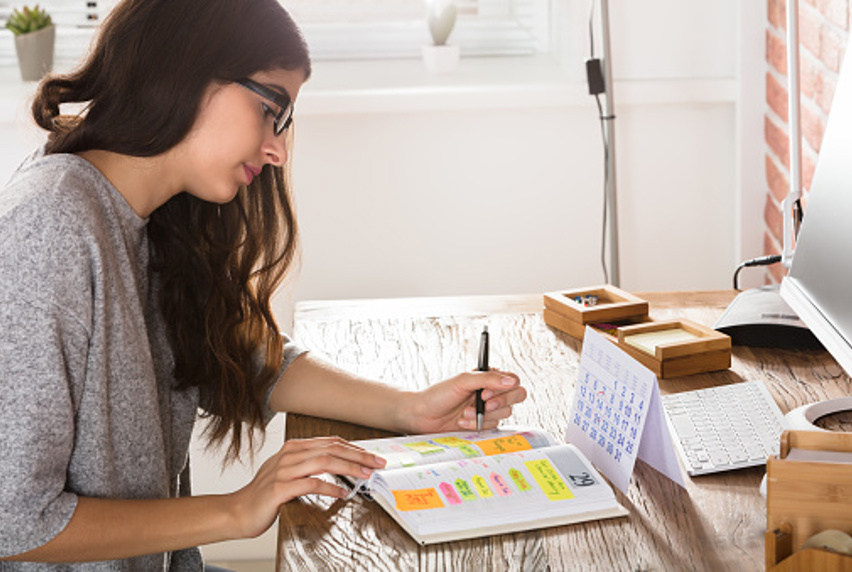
274;437;386;481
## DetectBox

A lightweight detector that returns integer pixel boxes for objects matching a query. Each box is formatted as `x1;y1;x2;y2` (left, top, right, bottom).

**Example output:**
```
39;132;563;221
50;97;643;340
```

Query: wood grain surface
276;291;852;571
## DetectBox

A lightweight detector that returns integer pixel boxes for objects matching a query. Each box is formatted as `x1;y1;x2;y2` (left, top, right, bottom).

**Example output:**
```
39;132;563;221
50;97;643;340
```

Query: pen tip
483;325;488;333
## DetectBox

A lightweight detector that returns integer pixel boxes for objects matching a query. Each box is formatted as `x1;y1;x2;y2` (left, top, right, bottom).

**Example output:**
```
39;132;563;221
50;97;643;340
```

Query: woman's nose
263;132;288;167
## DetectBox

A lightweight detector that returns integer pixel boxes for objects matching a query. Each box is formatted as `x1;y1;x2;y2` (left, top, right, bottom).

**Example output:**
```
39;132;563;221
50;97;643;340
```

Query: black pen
476;326;489;432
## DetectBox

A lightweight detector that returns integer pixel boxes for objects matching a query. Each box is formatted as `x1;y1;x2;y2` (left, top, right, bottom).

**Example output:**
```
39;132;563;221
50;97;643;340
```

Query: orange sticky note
393;488;446;511
476;434;533;456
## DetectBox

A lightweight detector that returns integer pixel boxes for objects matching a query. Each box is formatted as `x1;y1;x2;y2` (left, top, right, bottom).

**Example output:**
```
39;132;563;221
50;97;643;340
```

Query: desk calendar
565;327;685;492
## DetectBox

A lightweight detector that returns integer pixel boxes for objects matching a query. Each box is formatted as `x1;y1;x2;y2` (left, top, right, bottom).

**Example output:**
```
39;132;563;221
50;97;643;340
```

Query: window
1;0;550;68
286;0;551;60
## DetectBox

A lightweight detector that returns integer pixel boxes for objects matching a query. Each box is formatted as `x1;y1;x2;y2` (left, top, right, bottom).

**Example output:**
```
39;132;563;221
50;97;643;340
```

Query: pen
476;326;489;432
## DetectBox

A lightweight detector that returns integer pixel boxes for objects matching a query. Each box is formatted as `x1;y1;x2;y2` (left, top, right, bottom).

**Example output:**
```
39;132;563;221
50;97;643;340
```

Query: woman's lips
243;164;261;184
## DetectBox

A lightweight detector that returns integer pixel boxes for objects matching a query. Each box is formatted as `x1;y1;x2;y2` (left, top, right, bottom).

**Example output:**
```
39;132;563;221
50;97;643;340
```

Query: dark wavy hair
31;0;311;460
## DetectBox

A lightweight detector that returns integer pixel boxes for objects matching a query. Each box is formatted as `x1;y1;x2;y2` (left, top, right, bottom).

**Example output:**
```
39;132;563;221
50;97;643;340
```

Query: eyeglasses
235;78;294;137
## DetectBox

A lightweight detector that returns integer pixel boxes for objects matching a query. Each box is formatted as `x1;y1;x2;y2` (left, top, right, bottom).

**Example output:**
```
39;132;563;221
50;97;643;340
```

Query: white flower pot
421;44;460;74
14;25;55;82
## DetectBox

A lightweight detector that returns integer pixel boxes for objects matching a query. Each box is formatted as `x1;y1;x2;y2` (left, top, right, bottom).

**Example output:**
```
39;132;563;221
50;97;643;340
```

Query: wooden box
543;285;650;341
766;430;852;571
543;285;731;378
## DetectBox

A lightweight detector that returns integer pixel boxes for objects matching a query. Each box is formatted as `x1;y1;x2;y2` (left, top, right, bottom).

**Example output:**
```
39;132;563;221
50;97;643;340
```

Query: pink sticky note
439;482;462;505
489;473;512;496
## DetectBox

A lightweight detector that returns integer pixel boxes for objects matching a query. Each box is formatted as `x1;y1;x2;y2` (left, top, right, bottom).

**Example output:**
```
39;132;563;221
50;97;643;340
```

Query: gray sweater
0;151;304;570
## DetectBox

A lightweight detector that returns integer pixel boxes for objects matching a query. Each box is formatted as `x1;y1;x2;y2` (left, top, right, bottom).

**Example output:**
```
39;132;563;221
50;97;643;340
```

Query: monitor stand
714;285;823;349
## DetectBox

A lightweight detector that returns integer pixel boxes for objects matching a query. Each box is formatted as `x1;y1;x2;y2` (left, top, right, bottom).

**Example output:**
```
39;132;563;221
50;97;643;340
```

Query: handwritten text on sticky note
525;459;574;501
477;434;533;456
393;488;446;511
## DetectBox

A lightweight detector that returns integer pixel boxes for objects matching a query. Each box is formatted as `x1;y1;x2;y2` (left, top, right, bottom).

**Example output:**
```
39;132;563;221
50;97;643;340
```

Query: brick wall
764;0;850;283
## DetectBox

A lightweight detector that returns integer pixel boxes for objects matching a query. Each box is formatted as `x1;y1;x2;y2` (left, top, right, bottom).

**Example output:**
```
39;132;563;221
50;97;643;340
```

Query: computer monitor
780;46;852;378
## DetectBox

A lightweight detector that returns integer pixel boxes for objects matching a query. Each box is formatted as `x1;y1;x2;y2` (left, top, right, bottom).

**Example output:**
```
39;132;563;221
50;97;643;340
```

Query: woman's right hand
227;436;386;539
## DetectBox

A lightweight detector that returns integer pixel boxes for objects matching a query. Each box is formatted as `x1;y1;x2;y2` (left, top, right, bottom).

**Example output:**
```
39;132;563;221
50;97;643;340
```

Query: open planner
344;427;628;545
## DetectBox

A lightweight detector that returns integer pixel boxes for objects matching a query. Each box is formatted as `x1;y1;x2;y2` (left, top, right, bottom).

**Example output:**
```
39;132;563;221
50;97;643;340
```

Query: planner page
368;444;619;536
353;427;557;470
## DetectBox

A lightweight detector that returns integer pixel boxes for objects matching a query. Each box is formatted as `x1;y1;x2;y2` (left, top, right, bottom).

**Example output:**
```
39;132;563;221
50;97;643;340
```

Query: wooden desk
276;291;852;571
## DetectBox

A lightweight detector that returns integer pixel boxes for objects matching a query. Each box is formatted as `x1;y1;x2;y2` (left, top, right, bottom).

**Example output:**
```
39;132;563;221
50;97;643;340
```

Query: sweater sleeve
0;293;91;557
0;158;95;557
263;333;309;423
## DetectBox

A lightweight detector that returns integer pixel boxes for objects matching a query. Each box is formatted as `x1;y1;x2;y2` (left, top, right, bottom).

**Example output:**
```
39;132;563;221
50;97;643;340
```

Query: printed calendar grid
567;330;655;486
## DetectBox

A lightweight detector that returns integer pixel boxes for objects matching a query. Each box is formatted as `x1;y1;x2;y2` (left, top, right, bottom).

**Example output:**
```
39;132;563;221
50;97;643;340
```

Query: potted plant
6;4;55;81
422;0;459;74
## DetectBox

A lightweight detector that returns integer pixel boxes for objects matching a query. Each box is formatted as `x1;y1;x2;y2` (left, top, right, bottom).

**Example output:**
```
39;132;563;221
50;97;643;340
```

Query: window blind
1;0;550;68
287;0;550;60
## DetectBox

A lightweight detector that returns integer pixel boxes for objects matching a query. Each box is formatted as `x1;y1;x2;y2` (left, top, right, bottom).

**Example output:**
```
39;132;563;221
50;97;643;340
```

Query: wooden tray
543;285;731;378
616;319;731;378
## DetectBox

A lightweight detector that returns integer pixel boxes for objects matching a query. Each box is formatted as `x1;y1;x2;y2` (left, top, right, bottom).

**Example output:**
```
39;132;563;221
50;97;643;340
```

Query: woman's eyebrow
263;83;292;102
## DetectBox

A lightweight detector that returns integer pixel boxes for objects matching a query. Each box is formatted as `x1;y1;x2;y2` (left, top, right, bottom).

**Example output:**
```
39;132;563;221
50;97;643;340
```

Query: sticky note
393;488;446;511
489;473;512;496
458;444;480;458
476;434;533;456
404;441;446;455
509;468;532;491
472;475;493;498
454;478;477;501
439;482;462;505
433;437;471;447
525;459;574;501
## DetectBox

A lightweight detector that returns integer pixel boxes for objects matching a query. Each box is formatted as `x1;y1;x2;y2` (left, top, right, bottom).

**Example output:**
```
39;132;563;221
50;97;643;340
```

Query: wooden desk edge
294;290;737;322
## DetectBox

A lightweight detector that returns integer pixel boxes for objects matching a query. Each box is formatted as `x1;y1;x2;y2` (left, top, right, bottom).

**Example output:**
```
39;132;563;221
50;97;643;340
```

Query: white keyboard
661;381;787;476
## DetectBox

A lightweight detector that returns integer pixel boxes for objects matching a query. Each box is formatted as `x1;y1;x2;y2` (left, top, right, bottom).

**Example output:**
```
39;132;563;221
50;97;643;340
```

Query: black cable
732;255;782;290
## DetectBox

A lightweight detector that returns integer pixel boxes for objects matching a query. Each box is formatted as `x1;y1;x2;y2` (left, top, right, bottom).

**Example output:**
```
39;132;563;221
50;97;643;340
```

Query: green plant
5;5;53;36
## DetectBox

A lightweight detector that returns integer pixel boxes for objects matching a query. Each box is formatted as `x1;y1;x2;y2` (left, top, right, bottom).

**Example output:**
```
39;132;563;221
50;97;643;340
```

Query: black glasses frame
235;78;294;136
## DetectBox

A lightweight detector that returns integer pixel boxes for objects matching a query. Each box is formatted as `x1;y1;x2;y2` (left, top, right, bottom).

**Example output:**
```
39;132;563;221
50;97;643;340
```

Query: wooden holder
766;430;852;571
616;320;731;378
544;285;649;328
543;285;730;378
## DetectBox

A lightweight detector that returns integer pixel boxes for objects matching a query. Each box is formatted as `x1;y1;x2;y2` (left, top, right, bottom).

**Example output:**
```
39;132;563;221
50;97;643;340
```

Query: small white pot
14;25;55;82
421;44;460;74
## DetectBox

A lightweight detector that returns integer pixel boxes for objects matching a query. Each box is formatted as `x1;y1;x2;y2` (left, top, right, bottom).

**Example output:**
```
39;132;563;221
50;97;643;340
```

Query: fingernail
501;376;515;386
375;456;387;467
487;400;498;411
362;467;374;477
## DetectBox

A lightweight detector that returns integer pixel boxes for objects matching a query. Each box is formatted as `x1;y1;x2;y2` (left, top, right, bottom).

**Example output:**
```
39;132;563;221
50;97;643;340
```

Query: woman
0;0;526;568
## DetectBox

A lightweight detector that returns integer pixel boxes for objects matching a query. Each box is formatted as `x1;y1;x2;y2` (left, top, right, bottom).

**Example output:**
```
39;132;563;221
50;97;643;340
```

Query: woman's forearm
2;495;240;563
268;353;416;433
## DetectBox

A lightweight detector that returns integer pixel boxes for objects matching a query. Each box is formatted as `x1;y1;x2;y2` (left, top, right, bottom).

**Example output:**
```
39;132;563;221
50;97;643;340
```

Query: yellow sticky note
433;437;471;447
476;434;533;456
524;459;574;501
458;444;480;458
472;474;493;498
403;441;445;455
393;488;446;511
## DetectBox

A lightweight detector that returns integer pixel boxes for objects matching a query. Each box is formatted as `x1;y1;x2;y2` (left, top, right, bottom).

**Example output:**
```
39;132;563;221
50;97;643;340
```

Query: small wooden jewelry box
543;285;650;340
543;285;731;378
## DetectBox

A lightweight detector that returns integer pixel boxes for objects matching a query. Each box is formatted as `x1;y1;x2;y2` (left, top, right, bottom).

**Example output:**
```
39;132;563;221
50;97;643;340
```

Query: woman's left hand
403;370;527;434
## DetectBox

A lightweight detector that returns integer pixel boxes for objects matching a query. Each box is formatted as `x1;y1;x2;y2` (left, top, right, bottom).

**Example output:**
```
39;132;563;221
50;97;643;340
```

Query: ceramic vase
14;25;55;82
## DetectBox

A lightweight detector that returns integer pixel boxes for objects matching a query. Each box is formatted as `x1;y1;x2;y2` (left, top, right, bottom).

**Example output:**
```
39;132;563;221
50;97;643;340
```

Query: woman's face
177;67;305;204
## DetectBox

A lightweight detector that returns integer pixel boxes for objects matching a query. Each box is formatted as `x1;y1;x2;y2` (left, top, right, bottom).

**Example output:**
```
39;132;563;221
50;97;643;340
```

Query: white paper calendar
565;327;685;493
